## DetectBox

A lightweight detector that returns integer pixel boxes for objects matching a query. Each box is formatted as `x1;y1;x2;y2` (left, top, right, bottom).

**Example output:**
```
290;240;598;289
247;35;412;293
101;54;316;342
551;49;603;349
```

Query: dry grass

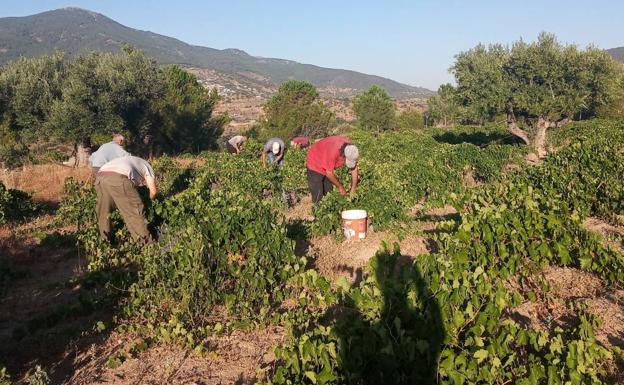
0;164;91;202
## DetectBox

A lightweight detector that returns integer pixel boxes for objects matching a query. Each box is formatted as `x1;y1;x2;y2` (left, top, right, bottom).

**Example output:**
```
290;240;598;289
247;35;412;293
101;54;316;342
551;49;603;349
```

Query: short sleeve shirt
264;137;285;153
89;142;131;167
228;135;245;146
99;156;155;187
306;136;352;175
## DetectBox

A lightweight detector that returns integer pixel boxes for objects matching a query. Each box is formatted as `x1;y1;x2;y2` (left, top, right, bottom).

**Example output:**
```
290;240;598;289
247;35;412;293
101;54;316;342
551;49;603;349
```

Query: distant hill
0;7;433;98
607;47;624;63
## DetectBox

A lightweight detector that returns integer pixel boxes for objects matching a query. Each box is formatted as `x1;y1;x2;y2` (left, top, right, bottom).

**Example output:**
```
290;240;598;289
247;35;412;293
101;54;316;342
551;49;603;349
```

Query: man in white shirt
95;156;157;242
226;135;247;154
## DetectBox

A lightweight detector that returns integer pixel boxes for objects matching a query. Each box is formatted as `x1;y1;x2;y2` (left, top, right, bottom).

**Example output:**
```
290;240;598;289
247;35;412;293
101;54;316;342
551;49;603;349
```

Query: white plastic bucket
342;209;368;240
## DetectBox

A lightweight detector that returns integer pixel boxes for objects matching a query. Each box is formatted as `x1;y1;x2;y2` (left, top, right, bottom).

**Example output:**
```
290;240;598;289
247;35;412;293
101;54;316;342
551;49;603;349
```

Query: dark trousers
307;169;334;204
225;142;236;154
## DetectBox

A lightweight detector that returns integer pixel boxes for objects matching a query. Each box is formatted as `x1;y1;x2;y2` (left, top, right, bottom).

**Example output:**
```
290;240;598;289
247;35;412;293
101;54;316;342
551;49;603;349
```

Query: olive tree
46;46;161;165
452;33;622;156
0;54;65;166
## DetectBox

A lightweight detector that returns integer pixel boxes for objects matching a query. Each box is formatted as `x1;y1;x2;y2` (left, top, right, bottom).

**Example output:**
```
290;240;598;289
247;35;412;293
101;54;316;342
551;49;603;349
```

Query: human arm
349;166;359;194
275;151;284;163
145;176;157;200
261;151;267;166
325;170;347;195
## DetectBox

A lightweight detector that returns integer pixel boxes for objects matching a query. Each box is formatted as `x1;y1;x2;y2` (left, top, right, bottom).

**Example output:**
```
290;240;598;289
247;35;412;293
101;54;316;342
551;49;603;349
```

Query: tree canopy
450;33;623;155
425;84;464;127
352;85;396;132
260;80;334;141
0;47;227;167
152;65;226;154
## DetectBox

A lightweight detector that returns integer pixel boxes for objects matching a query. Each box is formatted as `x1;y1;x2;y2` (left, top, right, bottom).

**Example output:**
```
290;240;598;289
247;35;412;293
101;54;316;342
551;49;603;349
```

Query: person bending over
226;135;247;154
305;136;359;204
95;156;157;243
262;137;285;167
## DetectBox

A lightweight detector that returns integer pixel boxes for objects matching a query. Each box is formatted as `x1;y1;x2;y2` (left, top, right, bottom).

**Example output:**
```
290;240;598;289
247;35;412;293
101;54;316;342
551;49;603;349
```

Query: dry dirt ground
286;195;453;284
2;165;624;384
63;327;284;385
0;163;91;202
0;165;282;384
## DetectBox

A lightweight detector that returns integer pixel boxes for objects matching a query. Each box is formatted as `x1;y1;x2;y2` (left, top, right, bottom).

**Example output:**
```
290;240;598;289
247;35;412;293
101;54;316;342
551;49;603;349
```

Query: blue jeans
268;152;284;167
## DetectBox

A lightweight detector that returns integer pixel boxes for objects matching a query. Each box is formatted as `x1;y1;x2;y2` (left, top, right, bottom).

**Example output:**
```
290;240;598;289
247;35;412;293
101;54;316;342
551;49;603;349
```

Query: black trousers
307;169;334;203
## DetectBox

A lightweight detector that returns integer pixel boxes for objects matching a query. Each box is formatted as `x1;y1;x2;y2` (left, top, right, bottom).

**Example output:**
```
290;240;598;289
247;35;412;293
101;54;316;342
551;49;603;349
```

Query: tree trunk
506;114;531;146
75;142;91;168
534;116;549;158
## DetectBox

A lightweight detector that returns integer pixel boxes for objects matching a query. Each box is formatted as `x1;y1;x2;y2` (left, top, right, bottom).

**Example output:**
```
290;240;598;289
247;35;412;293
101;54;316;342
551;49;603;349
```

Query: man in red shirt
306;136;359;203
290;136;310;149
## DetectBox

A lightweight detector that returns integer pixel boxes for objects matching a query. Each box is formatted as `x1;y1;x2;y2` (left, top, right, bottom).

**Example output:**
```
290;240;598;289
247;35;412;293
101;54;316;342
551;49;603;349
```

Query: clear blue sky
1;1;623;90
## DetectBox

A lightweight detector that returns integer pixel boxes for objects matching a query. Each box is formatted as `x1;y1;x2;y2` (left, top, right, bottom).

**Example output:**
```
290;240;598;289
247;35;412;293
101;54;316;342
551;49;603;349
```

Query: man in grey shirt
96;156;157;243
261;137;285;167
89;134;130;175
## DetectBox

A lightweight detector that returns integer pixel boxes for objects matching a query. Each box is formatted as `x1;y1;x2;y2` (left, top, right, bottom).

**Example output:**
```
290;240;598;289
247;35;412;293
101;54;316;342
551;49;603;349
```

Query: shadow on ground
0;223;136;383
310;246;446;384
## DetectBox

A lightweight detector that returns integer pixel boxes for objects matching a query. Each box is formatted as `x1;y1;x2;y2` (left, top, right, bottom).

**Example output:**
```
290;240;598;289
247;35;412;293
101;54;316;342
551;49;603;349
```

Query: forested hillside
0;8;432;98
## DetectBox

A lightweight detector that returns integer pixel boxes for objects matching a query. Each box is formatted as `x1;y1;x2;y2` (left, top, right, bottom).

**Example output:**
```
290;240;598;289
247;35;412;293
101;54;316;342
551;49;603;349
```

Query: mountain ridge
0;7;433;98
607;47;624;62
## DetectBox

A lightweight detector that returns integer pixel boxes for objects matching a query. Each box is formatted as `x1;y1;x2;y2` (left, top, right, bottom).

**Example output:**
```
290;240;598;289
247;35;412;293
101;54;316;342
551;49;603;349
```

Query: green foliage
0;47;228;167
0;53;65;138
352;85;396;132
0;53;65;165
450;33;624;146
128;182;301;334
0;137;29;168
46;46;162;149
395;109;424;130
266;122;624;384
54;119;623;384
280;147;308;194
261;80;334;140
151;65;226;154
451;44;509;123
150;155;198;197
57;150;304;344
310;128;525;235
0;182;35;224
425;83;465;127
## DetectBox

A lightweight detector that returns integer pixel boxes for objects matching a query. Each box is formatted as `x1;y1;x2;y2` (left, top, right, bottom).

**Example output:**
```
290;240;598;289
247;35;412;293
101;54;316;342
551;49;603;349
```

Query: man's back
99;156;154;187
90;142;130;168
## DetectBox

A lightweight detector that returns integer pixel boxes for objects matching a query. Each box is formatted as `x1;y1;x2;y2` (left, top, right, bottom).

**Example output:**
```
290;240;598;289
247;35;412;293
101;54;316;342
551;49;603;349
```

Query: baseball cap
272;141;281;154
344;145;359;169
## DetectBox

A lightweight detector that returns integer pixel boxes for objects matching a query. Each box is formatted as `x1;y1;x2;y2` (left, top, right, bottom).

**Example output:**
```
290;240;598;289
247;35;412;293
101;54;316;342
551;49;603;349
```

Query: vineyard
1;120;624;384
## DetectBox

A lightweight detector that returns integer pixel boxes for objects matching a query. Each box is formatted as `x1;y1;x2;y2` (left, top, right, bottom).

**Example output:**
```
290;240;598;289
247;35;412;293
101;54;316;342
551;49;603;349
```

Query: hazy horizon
1;0;623;90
